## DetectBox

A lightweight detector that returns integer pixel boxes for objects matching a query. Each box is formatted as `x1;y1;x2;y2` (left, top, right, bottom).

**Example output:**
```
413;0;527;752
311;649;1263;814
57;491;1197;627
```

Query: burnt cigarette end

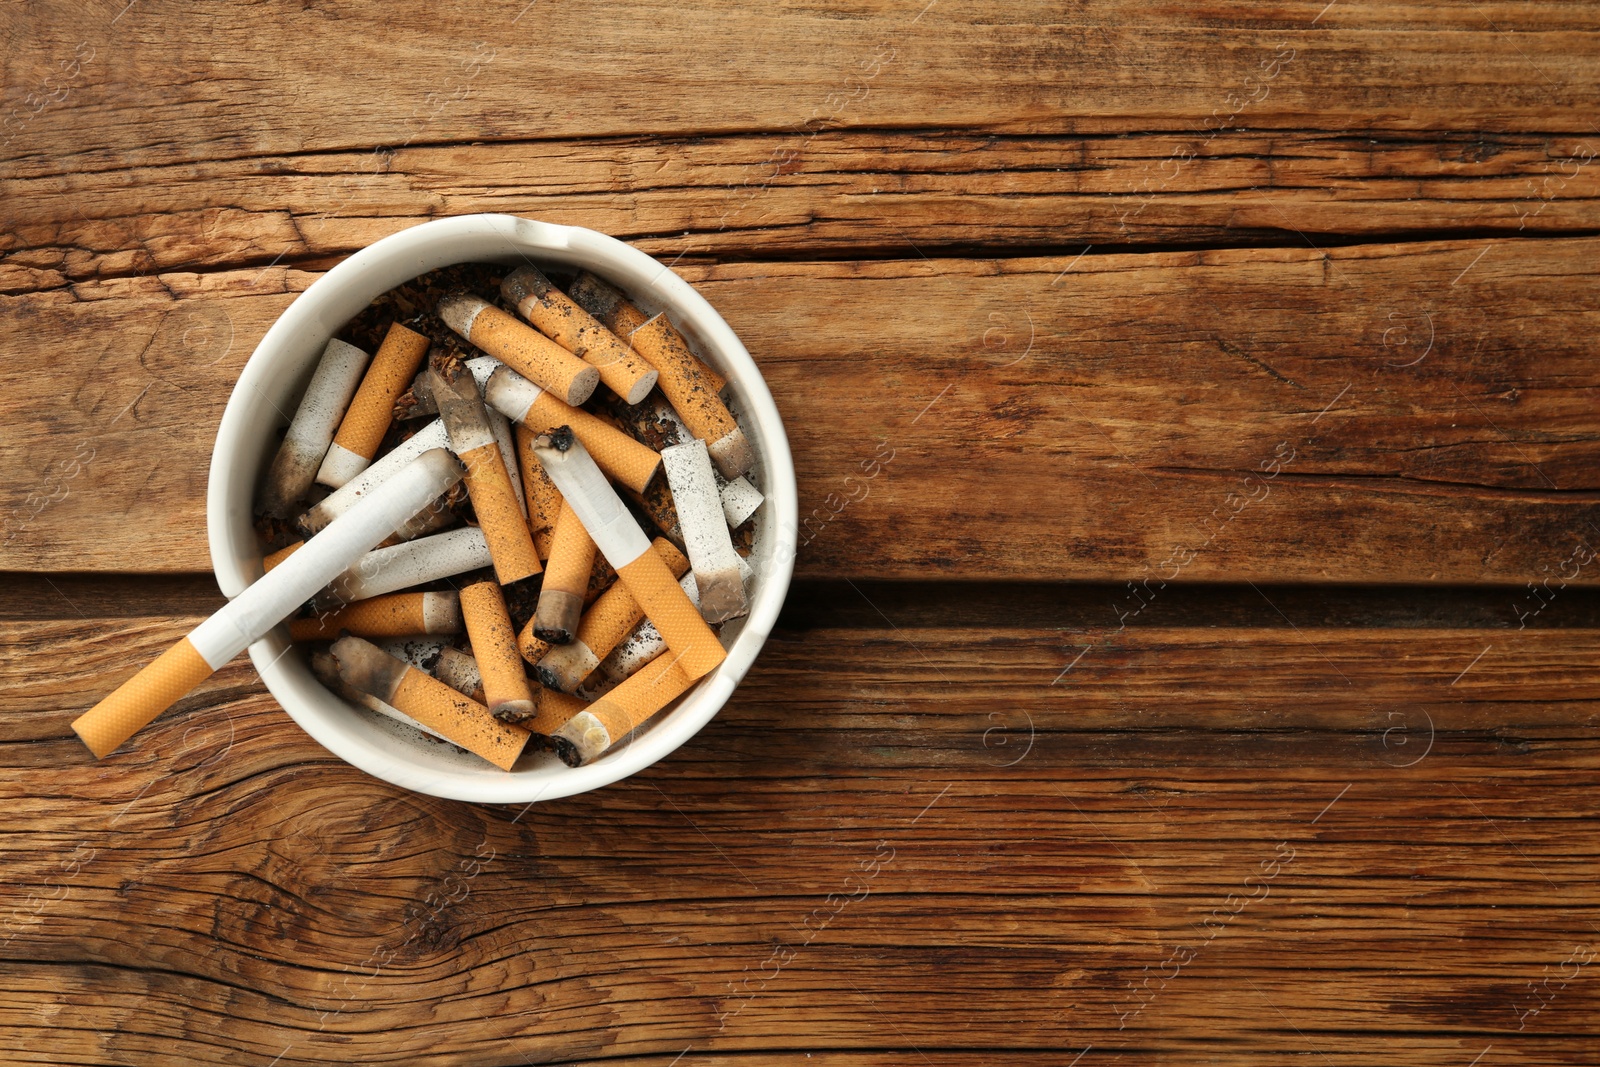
436;290;486;339
329;634;408;703
490;698;539;725
533;588;584;646
535;425;576;453
551;710;611;766
550;734;583;767
395;366;439;420
501;265;555;306
534;663;564;691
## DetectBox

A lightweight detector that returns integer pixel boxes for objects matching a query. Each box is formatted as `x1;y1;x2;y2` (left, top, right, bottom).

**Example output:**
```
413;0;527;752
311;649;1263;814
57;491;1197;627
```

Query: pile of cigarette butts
72;266;763;771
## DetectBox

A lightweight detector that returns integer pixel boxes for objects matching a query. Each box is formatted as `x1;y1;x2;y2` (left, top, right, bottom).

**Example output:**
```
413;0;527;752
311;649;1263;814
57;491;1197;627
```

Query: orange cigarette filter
458;575;539;724
287;591;462;642
514;423;563;558
616;546;725;681
502;267;658;405
437;292;598;407
390;671;527;770
71;638;215;759
331;634;529;771
317;322;431;487
627;314;753;478
550;647;695;766
533;499;598;644
459;440;542;585
567;271;726;393
509;387;661;494
263;541;303;572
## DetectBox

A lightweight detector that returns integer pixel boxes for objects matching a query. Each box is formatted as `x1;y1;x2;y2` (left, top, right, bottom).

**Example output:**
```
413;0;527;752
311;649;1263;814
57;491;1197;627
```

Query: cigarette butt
532;429;726;681
461;440;542;585
330;635;529;771
312;649;450;742
661;439;747;624
75;448;464;757
533;500;597;645
627;313;752;478
263;541;303;572
71;637;217;759
568;272;726;394
535;537;687;692
431;356;542;585
301;419;450;535
502;266;659;405
259;338;370;517
324;525;492;605
458;574;539;725
549;647;695;766
437;291;598;407
433;646;485;703
537;688;591;736
317;322;430;488
486;364;660;493
513;423;562;558
287;591;462;642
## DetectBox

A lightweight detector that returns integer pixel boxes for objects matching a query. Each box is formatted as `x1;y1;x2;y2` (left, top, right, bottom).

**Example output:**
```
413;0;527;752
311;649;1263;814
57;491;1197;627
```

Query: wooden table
5;2;1600;1063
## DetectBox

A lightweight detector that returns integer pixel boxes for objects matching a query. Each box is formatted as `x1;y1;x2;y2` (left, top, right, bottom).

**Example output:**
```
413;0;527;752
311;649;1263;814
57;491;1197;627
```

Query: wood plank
3;239;1598;582
7;129;1600;286
3;615;1598;1063
6;1;1600;182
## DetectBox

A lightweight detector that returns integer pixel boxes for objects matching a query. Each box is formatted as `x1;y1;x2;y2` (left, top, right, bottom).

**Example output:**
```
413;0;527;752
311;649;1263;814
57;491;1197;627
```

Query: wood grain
5;1;1600;180
4;240;1598;582
3;613;1598;1064
5;130;1600;284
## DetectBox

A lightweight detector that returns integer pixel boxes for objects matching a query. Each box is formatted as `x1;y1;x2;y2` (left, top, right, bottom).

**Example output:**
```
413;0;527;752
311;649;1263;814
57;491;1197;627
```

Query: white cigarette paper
301;419;449;534
720;476;764;528
185;449;464;669
531;432;652;570
433;646;484;700
324;526;492;605
259;338;369;518
661;439;747;624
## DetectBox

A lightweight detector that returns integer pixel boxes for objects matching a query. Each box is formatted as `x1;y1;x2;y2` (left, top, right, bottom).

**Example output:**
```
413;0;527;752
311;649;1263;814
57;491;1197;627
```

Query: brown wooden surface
4;1;1600;1063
